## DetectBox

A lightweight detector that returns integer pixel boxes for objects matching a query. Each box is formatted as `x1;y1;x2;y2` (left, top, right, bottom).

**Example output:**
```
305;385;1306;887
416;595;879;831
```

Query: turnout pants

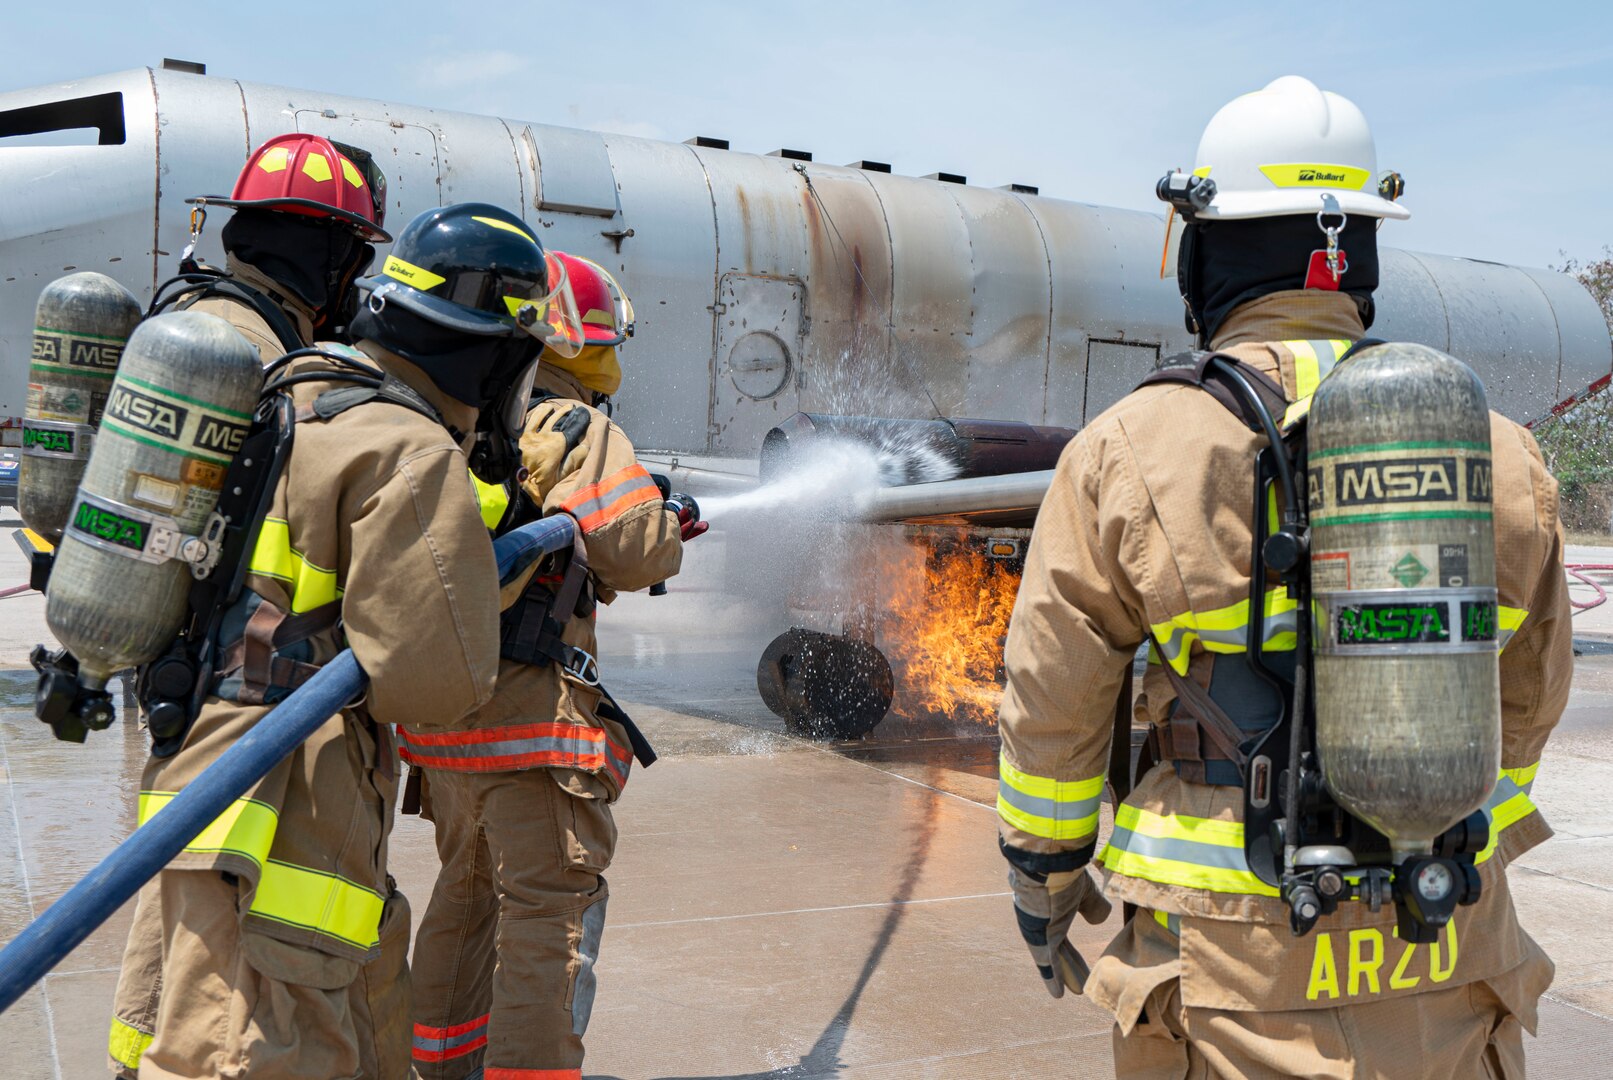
1097;908;1553;1080
410;767;616;1080
107;871;412;1079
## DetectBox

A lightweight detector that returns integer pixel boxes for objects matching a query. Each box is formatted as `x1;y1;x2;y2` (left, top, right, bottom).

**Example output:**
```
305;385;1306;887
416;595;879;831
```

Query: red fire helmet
552;252;634;347
188;133;391;242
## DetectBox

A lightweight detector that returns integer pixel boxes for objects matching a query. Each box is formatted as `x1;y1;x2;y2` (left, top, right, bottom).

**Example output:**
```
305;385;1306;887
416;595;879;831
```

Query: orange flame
879;538;1023;724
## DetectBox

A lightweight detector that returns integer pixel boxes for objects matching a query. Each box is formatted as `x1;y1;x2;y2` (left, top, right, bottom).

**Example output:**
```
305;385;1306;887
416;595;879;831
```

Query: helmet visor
595;263;635;344
512;251;584;359
329;139;388;231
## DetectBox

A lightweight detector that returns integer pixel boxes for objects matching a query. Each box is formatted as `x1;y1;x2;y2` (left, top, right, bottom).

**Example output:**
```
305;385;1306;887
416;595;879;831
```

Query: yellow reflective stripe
250;859;386;950
248;518;342;615
1150;587;1298;674
1497;605;1528;653
1283;395;1314;429
1099;804;1279;897
1258;164;1372;191
1501;761;1540;794
138;792;381;949
473;214;535;242
108;1017;153;1071
1283;338;1351;403
139;791;278;868
470;473;510;530
997;753;1104;841
1475;790;1536;865
1289;339;1322;401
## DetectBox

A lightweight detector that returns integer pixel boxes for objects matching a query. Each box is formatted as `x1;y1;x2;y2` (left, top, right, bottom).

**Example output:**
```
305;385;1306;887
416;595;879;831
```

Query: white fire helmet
1187;76;1409;221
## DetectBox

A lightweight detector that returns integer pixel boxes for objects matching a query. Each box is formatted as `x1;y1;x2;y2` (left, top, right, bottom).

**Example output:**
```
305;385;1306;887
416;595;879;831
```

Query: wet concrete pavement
0;526;1611;1078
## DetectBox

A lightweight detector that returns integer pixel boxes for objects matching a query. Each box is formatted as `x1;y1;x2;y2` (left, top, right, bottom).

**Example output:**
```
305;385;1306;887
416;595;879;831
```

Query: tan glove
520;405;591;503
1009;865;1112;998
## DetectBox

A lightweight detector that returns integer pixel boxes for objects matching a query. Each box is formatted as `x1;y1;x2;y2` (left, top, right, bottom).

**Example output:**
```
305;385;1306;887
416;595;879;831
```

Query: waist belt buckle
562;646;600;688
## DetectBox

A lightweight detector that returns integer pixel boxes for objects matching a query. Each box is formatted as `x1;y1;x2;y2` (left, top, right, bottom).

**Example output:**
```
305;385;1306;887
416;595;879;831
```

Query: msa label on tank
1310;544;1473;590
65;493;188;565
1309;443;1492;525
101;376;252;465
1315;587;1499;656
20;419;90;460
69;498;150;555
29;328;124;377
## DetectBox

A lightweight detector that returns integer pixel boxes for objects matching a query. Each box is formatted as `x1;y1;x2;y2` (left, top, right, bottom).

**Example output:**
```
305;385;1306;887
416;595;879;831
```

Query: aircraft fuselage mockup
0;64;1609;465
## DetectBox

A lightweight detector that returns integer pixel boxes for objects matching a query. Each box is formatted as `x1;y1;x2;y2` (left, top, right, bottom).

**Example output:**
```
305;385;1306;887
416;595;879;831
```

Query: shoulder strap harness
150;271;306;354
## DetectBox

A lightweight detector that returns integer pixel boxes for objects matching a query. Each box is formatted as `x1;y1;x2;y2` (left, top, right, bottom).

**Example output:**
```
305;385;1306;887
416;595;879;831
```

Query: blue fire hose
0;513;576;1014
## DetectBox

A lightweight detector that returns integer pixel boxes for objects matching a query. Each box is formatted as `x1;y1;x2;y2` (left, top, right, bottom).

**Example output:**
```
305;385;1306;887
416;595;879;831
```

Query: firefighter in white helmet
998;75;1570;1076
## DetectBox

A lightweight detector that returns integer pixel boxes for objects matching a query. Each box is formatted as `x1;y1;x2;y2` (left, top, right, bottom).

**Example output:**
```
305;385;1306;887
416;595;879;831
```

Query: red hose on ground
1566;565;1612;613
0;582;32;599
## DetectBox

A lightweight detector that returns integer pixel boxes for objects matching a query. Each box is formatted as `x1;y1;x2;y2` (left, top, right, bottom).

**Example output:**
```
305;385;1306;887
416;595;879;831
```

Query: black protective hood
349;299;538;408
221;209;374;331
1179;214;1379;346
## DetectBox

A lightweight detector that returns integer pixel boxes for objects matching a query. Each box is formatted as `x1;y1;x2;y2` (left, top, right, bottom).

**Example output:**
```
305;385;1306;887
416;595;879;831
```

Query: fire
878;536;1023;724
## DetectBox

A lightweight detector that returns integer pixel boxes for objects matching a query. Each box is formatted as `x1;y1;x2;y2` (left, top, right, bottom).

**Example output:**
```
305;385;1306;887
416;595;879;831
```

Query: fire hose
1567;564;1612;613
0;513;578;1015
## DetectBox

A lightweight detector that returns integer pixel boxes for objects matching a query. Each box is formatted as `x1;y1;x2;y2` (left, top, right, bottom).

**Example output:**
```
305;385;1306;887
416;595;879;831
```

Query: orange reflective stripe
560;465;660;533
398;722;632;786
412;1014;489;1064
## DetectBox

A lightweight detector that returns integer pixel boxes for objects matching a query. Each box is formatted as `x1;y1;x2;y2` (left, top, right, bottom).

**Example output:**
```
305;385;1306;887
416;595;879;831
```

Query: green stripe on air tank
1310;439;1490;459
33;326;129;343
28;363;117;380
98;416;235;464
118;374;255;420
1311;509;1494;525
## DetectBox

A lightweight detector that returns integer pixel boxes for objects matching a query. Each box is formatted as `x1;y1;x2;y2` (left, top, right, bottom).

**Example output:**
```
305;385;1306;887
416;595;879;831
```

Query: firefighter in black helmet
107;203;579;1080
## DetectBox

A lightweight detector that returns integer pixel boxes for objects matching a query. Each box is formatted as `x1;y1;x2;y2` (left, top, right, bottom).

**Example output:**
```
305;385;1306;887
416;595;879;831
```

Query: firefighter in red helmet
107;132;400;1080
406;253;699;1080
148;132;390;357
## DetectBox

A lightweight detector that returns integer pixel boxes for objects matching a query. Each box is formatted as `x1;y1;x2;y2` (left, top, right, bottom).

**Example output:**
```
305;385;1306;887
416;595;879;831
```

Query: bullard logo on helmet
1298;168;1350;183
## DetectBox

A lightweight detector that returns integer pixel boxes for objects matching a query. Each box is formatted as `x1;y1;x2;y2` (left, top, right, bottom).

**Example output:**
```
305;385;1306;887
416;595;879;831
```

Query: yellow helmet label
1259;164;1371;190
382;255;446;291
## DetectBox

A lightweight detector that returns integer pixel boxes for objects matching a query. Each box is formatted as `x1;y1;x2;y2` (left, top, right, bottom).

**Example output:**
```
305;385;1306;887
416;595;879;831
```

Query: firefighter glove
1009;865;1110;998
521;406;592;500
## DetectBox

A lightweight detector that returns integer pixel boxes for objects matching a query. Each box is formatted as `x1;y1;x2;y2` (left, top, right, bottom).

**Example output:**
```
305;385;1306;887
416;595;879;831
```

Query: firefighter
156;132;390;356
107;131;391;1078
106;203;578;1079
997;76;1572;1076
404;253;696;1080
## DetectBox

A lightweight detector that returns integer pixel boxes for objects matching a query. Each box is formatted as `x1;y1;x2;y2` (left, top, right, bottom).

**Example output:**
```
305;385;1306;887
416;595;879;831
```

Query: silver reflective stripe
1104;824;1255;873
995;778;1102;826
1484;775;1524;812
572;896;607;1037
406;733;608;763
1152;606;1299;667
563;473;657;524
412;1019;488;1055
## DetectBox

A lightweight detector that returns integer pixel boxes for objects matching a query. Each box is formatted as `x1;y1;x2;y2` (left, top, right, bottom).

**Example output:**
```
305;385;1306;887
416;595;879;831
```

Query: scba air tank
46;312;263;689
20;272;144;542
1308;341;1501;861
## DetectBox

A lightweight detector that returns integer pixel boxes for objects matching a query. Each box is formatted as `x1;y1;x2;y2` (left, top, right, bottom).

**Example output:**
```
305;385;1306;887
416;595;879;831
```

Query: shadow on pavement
589;788;945;1080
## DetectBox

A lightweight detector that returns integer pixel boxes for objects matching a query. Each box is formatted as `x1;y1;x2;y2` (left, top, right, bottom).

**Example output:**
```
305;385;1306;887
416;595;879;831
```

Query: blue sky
2;1;1609;269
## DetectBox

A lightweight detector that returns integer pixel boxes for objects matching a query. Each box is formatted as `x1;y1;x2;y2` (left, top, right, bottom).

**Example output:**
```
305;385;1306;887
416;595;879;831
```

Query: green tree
1535;247;1613;532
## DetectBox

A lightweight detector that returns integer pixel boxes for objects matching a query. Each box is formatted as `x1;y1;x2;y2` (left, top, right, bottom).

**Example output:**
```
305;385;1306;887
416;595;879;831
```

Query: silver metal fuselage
1;67;1609;457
